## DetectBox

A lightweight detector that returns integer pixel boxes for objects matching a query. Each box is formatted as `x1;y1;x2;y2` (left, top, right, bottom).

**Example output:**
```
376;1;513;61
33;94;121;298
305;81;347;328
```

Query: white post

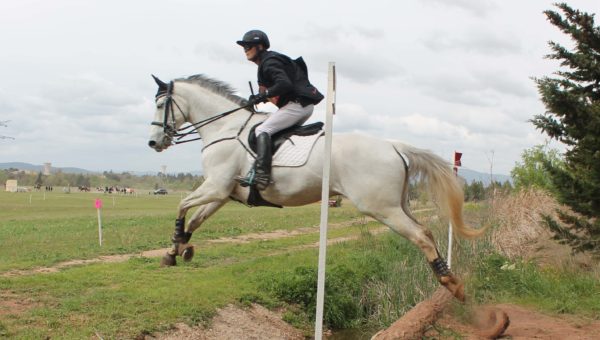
447;158;459;269
97;208;103;246
95;199;103;247
447;221;453;269
315;62;336;339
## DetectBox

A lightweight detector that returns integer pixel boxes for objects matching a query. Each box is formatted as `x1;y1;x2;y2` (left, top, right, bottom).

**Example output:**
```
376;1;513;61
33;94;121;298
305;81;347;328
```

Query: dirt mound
371;287;455;339
371;289;510;340
146;304;304;340
428;303;600;339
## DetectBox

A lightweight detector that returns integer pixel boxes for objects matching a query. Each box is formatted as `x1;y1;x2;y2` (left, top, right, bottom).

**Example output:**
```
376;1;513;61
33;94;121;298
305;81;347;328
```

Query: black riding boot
236;132;272;190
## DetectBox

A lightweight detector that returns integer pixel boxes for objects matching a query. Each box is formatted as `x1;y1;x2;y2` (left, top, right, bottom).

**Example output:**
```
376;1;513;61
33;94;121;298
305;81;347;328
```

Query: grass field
1;191;434;338
0;191;364;272
1;190;599;339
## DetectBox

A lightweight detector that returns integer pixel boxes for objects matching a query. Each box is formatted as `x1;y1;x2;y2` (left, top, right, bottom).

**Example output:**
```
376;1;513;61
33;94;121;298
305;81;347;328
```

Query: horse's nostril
148;140;157;147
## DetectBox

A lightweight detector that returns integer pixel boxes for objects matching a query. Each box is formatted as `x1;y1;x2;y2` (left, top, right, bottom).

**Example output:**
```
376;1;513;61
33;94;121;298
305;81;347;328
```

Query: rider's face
243;44;260;61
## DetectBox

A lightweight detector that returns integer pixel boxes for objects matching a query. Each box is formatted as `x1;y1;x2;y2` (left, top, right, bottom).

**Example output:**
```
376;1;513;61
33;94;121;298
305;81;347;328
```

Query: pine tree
532;3;600;256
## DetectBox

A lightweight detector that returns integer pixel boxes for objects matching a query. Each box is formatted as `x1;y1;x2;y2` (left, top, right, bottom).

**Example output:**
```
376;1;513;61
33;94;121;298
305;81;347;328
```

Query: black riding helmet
236;30;270;49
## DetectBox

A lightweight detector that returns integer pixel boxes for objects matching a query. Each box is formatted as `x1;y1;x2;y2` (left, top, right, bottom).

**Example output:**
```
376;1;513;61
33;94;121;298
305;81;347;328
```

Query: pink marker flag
95;198;103;209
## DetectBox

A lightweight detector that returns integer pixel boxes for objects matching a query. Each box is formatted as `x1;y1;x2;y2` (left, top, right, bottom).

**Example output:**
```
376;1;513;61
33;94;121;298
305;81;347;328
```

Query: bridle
151;80;255;146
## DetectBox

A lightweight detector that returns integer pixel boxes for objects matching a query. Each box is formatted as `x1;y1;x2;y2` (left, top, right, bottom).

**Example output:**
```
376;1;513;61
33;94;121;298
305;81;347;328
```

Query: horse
147;74;485;302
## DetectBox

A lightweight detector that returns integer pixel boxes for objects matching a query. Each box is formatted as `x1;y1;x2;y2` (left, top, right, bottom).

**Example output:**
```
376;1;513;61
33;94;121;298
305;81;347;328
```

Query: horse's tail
391;141;486;239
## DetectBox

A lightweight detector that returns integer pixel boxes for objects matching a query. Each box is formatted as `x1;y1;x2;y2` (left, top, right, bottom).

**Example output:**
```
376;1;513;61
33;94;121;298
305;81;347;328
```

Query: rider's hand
248;92;268;105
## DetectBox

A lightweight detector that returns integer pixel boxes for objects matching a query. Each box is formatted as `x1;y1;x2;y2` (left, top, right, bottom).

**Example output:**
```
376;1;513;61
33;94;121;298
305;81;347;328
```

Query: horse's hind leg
376;208;465;302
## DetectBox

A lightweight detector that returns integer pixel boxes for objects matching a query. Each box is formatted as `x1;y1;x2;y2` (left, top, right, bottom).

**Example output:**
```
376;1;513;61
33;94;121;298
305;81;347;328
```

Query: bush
470;252;600;316
264;265;369;329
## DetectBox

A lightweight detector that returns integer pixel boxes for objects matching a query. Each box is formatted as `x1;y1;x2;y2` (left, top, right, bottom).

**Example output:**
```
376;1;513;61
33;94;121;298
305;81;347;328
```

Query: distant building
5;180;17;192
160;165;167;175
43;162;51;175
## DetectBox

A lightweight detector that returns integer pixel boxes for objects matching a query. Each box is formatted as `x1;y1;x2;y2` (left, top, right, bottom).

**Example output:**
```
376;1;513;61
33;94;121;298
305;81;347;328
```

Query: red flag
454;152;462;167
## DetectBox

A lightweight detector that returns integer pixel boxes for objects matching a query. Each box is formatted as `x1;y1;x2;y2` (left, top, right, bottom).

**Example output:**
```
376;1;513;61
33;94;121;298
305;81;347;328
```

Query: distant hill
457;168;512;185
0;162;94;174
0;162;201;176
1;162;509;184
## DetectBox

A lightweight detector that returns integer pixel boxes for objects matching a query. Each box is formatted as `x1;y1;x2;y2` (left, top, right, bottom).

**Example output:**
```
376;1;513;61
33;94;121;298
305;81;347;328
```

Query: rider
235;29;324;190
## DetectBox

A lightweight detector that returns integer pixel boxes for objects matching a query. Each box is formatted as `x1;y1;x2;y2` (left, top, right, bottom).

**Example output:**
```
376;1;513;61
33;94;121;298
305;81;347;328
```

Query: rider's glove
248;91;268;105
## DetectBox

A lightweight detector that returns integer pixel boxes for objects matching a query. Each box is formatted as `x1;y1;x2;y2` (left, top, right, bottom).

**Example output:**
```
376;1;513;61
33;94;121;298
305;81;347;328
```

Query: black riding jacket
257;50;323;108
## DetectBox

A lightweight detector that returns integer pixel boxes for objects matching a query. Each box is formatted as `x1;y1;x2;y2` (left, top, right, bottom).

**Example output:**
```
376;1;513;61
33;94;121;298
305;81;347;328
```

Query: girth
247;121;324;154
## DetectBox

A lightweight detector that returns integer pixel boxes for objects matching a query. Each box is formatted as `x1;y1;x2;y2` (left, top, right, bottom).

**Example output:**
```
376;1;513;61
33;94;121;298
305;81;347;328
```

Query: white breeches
255;102;314;136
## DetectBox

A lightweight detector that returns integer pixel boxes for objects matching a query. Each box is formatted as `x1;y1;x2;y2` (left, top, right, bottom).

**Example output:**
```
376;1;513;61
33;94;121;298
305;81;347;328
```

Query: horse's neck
185;87;253;143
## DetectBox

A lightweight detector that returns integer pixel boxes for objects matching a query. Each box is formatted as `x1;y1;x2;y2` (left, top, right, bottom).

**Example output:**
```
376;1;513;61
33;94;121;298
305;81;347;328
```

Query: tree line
0;169;204;191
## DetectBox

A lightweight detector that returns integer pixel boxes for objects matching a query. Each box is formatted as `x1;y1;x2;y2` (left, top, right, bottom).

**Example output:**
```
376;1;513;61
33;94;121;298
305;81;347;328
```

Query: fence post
315;62;336;339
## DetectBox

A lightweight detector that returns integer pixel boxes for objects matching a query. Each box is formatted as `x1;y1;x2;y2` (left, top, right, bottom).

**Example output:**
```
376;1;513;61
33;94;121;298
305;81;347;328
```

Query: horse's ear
151;74;168;91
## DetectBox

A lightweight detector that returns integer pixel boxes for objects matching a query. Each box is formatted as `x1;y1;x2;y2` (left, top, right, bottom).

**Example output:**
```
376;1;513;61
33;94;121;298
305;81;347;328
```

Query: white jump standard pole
315;62;336;339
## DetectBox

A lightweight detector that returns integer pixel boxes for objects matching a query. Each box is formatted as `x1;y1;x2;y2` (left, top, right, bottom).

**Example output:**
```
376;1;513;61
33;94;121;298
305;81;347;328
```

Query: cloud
193;42;241;64
413;69;535;107
289;24;385;45
423;29;522;56
424;0;497;17
288;24;402;83
333;103;379;132
39;74;143;116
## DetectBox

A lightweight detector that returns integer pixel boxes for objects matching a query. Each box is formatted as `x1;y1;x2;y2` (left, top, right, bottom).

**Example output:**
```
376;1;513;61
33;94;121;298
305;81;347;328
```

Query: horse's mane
177;74;248;106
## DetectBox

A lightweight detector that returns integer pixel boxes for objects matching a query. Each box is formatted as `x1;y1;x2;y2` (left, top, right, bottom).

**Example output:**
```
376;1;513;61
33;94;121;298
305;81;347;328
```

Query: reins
152;80;255;146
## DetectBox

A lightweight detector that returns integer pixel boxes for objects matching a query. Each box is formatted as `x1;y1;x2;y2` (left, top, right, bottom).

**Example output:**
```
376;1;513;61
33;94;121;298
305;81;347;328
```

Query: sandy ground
426;303;600;339
145;304;304;340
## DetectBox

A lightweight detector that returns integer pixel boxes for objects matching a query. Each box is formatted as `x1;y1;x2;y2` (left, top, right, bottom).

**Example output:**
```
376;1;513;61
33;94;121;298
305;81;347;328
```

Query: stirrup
235;170;271;190
235;169;256;188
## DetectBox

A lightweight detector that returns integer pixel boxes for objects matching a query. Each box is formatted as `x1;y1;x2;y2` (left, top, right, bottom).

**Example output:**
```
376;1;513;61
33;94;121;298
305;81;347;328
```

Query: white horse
148;74;484;301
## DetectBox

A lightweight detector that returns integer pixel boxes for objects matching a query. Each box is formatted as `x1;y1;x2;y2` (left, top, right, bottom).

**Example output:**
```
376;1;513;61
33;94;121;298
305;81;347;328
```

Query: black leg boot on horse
429;251;465;302
161;217;195;266
236;132;273;190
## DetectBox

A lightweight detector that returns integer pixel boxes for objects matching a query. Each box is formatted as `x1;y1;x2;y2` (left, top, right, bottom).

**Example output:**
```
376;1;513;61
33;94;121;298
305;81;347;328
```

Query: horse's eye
157;103;164;109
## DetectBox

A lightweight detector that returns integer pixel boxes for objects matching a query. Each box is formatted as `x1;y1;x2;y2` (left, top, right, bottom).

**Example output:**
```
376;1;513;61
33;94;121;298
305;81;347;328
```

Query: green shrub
470;253;600;316
264;265;367;329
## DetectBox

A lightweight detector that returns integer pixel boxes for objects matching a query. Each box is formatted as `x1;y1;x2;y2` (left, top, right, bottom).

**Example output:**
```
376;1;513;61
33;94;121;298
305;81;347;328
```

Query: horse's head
148;75;188;152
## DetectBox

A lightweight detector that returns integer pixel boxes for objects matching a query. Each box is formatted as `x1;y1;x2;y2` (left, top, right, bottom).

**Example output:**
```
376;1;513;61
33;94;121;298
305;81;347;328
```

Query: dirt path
0;217;386;278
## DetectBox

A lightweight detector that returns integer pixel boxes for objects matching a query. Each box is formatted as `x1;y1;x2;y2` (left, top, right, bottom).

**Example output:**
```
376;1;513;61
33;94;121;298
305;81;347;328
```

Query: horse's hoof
160;253;177;267
440;276;465;302
180;244;195;262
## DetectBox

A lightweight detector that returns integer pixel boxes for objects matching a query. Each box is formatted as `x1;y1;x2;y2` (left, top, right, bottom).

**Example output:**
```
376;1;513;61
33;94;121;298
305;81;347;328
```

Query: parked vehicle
153;188;168;195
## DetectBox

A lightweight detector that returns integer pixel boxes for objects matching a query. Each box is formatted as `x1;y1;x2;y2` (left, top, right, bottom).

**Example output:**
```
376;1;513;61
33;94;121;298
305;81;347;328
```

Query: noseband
151;81;182;141
151;81;255;145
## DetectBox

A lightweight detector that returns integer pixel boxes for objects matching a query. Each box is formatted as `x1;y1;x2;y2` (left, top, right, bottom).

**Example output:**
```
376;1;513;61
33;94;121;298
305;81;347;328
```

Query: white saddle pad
247;131;324;167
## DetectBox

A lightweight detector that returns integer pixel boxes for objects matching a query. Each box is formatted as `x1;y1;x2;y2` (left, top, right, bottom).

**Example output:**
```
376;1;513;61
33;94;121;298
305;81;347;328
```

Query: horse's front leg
161;180;232;266
165;199;228;264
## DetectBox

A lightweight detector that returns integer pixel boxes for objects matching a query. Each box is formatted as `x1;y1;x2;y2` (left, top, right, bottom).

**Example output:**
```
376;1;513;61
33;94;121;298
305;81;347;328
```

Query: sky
1;0;598;175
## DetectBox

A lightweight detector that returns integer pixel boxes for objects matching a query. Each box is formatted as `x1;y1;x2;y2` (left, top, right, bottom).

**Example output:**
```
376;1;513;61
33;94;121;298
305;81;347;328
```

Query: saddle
244;121;324;209
247;121;324;155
